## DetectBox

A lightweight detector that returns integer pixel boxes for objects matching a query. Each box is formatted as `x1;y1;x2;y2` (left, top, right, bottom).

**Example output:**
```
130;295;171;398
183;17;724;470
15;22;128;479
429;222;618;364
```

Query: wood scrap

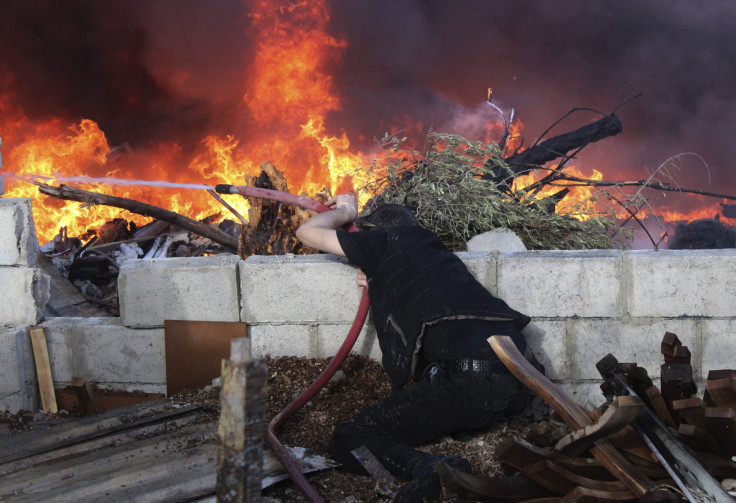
554;396;643;456
36;182;238;250
488;335;660;499
68;376;95;416
29;327;57;414
435;462;552;503
705;377;736;409
216;338;267;503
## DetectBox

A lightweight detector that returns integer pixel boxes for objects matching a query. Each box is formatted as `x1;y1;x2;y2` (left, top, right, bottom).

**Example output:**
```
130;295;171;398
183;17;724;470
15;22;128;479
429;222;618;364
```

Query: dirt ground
0;354;541;503
256;354;536;503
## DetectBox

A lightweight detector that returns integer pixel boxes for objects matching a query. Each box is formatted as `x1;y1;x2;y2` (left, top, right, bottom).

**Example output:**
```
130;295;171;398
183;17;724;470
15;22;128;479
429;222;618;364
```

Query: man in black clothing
296;195;539;502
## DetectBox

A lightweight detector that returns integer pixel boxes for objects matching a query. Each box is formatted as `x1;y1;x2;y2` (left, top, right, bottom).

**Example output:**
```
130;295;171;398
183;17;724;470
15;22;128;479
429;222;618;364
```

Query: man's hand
325;194;358;222
295;193;358;257
356;269;367;288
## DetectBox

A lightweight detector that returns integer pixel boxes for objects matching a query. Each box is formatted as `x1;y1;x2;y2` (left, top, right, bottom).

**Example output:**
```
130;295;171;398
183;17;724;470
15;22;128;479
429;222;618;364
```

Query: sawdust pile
260;354;532;503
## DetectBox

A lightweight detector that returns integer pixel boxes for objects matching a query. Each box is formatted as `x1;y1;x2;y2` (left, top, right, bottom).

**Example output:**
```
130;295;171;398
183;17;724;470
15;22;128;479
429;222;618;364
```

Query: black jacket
338;226;530;390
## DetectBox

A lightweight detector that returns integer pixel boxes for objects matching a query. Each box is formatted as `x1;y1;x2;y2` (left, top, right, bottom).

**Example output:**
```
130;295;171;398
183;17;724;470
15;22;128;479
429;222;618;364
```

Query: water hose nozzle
214;184;238;194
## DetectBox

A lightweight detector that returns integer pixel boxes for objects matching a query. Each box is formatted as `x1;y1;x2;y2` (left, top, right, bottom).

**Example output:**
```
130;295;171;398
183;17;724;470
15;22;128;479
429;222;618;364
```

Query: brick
627;249;736;317
248;324;314;358
119;255;241;328
498;250;623;318
520;320;568;381
701;319;736;377
0;198;39;266
0;267;49;326
241;254;362;324
41;318;166;389
317;323;380;361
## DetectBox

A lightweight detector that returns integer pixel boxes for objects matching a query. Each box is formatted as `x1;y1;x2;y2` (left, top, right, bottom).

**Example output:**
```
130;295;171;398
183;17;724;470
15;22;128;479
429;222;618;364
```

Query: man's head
357;203;421;230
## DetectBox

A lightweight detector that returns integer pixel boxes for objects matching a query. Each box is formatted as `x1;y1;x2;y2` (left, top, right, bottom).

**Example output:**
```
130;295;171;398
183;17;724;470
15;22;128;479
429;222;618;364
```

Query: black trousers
328;361;530;474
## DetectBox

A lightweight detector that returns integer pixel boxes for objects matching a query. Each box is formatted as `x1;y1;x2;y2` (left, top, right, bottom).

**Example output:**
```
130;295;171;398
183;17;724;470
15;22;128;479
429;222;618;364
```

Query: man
296;194;540;502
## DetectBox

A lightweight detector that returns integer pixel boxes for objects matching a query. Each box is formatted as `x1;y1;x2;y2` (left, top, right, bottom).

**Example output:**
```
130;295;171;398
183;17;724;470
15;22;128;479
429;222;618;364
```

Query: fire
0;1;723;247
512;165;604;220
2;0;371;244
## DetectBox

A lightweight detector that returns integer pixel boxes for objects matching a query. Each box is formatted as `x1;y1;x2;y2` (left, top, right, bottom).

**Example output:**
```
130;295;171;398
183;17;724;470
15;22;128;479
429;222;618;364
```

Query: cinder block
248;324;314;359
42;318;166;389
458;251;498;294
0;326;36;411
521;320;568;381
627;249;736;317
317;323;380;361
119;255;241;328
241;254;363;324
498;250;623;318
566;318;698;381
701;319;736;376
0;198;40;266
0;267;49;326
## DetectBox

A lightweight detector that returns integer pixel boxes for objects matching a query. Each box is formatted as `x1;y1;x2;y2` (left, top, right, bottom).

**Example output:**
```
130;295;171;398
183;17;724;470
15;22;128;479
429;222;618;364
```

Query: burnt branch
36;182;239;250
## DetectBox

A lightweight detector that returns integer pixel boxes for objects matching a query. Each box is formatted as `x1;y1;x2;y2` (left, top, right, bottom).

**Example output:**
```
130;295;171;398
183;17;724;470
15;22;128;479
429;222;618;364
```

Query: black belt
438;358;501;373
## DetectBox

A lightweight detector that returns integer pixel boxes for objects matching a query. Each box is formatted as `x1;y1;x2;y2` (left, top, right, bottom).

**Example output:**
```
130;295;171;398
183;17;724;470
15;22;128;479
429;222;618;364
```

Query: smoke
1;0;735;236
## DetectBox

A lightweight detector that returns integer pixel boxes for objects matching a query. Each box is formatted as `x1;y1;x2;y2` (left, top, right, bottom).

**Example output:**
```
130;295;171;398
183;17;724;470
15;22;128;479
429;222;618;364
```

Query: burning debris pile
33;161;325;313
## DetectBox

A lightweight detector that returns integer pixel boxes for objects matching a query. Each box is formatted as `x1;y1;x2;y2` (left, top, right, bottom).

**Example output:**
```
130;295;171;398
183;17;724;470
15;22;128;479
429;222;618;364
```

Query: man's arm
295;194;358;257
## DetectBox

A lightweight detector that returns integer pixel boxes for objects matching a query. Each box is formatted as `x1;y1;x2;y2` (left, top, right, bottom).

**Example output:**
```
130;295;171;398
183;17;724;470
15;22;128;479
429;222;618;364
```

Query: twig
607;193;660;249
207;189;248;226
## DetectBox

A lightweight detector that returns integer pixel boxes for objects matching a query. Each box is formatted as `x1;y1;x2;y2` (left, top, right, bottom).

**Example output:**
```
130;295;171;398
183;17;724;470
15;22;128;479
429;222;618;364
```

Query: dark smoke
0;1;248;149
2;1;735;246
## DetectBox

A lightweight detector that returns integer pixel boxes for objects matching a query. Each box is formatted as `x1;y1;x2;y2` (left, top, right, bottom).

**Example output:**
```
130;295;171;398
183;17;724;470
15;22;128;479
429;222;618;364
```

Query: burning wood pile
35;162;318;312
439;334;736;502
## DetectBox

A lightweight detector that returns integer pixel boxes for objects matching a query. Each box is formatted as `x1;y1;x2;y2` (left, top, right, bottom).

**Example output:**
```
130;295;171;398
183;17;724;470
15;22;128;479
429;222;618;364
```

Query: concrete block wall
0;199;49;412
2;196;736;412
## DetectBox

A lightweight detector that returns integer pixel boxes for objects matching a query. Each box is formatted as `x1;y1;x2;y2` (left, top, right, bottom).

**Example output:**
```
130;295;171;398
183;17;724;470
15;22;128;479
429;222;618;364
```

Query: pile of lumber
439;334;736;502
0;399;218;503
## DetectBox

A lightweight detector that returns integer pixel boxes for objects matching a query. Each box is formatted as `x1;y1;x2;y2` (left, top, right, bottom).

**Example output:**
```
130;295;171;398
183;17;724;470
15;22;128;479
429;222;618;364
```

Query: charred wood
36;183;239;250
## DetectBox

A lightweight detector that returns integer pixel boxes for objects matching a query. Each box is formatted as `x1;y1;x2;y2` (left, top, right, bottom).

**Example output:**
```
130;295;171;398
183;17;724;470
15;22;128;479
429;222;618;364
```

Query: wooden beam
554;396;643;456
216;338;267;503
488;336;657;498
29;327;57;414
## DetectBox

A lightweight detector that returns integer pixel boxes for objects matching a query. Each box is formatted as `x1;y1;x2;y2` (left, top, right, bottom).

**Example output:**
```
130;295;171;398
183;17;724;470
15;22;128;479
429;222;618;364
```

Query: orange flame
2;0;371;244
512;165;604;220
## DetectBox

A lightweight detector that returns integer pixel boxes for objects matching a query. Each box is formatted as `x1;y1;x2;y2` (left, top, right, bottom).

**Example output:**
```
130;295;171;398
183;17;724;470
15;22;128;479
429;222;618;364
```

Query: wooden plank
0;410;203;478
672;397;709;431
660;332;680;356
29;327;57;413
216;338;267;503
0;422;216;498
435;462;552;502
677;424;725;458
488;336;656;498
523;460;578;495
704;377;736;409
496;436;612;481
164;320;247;396
560;486;636;503
555;396;643;456
643;386;676;428
660;362;696;412
0;399;197;464
530;459;627;492
7;444;216;503
660;332;691;364
69;376;95;415
704;407;736;456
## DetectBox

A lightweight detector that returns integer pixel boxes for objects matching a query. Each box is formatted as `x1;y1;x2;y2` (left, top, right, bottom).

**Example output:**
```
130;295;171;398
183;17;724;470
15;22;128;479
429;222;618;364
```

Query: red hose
227;184;369;502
